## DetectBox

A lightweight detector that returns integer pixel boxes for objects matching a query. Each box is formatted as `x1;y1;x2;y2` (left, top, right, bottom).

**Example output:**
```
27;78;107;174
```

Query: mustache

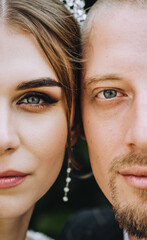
109;152;147;173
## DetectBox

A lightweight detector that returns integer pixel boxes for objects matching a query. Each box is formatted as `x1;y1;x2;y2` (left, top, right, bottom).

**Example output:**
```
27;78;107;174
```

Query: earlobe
70;122;86;146
80;130;86;140
70;125;79;146
80;122;86;140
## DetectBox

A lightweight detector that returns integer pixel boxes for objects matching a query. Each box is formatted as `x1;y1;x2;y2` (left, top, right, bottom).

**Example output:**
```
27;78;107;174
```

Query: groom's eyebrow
16;78;62;90
84;74;123;88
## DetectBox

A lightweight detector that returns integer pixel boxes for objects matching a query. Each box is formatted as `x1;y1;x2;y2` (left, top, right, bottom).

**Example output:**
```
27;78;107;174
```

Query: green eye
103;90;117;99
17;92;58;106
27;96;40;104
96;89;124;100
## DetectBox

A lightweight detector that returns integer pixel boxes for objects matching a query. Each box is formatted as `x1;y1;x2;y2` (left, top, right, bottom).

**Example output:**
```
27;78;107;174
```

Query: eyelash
17;92;58;107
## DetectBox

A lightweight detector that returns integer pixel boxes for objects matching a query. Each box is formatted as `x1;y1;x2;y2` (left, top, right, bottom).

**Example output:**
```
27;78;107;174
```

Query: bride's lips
119;166;147;189
0;170;28;189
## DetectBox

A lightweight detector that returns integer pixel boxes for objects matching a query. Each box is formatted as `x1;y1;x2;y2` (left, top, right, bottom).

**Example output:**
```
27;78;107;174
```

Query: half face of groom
81;1;147;239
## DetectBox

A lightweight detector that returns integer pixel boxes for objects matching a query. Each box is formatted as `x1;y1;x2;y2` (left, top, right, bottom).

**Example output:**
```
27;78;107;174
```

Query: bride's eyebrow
16;78;62;90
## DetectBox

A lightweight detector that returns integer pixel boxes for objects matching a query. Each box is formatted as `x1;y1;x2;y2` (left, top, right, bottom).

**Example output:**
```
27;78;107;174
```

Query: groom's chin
113;204;147;239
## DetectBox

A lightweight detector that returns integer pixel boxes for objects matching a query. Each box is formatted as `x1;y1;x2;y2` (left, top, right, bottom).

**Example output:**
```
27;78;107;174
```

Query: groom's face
81;6;147;238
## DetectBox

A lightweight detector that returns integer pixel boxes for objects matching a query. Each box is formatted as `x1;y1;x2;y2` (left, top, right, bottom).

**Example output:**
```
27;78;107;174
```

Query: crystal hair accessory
59;0;87;25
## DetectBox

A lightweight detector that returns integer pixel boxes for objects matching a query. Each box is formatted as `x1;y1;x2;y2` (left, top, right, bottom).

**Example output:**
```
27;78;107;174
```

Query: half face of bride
0;0;81;224
0;24;68;218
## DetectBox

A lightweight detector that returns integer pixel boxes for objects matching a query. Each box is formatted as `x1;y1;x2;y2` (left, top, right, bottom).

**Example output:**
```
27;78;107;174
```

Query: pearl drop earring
63;158;72;202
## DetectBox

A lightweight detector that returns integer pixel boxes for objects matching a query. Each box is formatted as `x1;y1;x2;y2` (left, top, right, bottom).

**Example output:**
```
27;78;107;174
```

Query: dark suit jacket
57;208;123;240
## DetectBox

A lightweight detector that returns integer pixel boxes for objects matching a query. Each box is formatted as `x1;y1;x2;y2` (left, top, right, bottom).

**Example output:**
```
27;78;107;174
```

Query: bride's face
0;25;69;218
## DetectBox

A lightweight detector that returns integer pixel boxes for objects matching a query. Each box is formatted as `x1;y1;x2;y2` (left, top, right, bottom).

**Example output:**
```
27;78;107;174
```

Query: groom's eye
103;90;117;99
96;89;123;99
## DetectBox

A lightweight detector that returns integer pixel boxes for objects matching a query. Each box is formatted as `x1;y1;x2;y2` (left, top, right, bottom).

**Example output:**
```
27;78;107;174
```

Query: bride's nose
0;102;20;155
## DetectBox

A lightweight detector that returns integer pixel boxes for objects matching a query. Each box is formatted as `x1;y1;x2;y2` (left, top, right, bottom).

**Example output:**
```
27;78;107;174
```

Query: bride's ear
70;119;86;145
70;120;86;146
70;123;80;146
80;122;86;140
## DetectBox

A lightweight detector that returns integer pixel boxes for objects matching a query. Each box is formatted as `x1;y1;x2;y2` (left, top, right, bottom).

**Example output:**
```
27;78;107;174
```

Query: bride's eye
17;92;58;106
23;96;41;104
96;89;123;99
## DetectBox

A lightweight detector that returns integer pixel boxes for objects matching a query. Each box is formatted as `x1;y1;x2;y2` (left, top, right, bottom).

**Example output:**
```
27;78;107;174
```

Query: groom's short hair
82;0;147;57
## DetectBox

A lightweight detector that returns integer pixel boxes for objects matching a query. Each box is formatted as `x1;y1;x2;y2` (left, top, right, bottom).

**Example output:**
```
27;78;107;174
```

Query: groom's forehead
82;0;147;49
82;2;147;75
81;8;147;94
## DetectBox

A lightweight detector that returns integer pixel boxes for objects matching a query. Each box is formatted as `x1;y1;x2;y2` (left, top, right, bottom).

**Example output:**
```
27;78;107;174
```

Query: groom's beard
108;153;147;239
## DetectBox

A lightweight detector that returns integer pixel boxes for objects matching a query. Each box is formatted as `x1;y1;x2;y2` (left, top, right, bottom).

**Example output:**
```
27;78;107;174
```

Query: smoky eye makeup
15;78;63;112
16;91;59;108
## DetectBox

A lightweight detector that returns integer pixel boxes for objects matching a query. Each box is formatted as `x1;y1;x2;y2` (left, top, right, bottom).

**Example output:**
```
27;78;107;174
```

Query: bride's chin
0;202;34;219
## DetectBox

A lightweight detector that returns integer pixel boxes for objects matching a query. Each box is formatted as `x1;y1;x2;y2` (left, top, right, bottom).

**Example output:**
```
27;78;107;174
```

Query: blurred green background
29;0;110;238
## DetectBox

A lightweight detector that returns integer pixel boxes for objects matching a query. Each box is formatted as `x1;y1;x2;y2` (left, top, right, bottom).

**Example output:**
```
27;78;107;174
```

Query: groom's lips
119;166;147;189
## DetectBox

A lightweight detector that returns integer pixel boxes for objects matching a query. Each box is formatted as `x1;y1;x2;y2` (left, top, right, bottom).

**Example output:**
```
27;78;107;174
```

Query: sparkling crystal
77;9;83;16
68;0;74;7
59;0;86;26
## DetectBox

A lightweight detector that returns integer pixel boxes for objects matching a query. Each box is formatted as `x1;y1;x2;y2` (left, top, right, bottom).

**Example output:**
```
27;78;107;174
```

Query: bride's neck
0;207;33;240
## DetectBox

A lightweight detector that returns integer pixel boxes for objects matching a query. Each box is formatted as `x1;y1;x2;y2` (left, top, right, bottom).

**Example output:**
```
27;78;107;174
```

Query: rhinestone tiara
59;0;87;25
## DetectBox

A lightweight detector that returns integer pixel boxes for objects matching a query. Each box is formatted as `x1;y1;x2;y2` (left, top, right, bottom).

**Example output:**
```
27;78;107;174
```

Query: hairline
82;0;147;56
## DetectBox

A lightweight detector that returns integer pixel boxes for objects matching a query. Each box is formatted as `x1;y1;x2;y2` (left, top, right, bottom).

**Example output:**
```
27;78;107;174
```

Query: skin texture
81;6;147;240
0;24;69;240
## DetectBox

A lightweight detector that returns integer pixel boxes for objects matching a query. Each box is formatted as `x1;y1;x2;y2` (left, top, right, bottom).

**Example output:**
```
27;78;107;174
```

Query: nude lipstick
119;166;147;189
0;170;28;189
